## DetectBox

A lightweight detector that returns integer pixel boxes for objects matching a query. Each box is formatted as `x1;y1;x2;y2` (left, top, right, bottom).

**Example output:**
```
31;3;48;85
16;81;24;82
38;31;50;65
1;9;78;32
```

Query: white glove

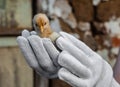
56;32;120;87
17;30;120;87
17;30;60;78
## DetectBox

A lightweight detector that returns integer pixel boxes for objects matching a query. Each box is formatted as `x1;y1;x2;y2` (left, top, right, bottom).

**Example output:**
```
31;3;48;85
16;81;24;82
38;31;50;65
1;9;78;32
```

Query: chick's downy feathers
33;13;53;37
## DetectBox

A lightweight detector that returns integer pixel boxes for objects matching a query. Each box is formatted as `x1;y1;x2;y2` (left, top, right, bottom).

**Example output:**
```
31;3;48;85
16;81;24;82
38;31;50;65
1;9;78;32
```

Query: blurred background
0;0;120;87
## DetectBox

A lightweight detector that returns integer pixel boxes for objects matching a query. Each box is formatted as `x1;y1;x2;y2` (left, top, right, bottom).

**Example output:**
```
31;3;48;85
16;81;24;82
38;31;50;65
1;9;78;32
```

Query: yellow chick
33;13;59;41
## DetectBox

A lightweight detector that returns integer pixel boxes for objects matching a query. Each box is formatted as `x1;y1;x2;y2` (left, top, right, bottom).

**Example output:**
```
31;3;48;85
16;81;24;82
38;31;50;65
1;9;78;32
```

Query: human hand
17;30;60;78
56;32;119;87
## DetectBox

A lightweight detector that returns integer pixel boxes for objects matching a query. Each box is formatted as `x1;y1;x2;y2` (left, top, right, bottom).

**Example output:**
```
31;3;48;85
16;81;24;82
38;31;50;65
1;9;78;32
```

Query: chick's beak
40;26;44;33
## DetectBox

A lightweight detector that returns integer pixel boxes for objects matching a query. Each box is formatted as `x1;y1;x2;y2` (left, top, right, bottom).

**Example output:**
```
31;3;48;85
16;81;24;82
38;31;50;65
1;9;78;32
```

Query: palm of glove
17;30;60;78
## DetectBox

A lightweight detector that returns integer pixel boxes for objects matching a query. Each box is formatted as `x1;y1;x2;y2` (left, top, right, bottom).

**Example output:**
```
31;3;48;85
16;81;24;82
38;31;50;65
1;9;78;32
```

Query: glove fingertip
28;35;41;39
16;36;27;44
16;36;22;41
58;51;68;65
30;31;37;35
22;29;30;38
27;35;42;43
56;37;65;50
22;29;29;33
58;68;64;80
58;68;69;80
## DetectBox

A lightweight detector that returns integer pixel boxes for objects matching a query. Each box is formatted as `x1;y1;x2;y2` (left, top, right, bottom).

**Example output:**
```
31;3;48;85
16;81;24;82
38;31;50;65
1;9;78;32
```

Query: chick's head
33;13;52;37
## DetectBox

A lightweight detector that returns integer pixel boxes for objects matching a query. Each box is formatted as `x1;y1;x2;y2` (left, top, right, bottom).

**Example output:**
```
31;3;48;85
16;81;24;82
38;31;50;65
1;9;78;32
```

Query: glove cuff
95;60;113;87
111;78;120;87
49;32;60;42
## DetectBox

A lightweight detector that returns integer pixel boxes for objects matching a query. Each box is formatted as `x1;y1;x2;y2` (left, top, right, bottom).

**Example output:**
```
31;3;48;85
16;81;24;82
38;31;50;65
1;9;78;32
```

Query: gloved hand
56;32;120;87
17;30;120;87
17;30;60;78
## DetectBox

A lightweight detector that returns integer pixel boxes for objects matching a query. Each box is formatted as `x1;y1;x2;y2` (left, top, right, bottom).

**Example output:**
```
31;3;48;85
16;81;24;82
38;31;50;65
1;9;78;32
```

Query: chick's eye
35;23;38;27
44;22;46;25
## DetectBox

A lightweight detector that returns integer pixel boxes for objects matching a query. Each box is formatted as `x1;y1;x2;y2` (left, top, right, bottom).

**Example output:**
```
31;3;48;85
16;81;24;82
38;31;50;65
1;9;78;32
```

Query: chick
33;13;59;41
